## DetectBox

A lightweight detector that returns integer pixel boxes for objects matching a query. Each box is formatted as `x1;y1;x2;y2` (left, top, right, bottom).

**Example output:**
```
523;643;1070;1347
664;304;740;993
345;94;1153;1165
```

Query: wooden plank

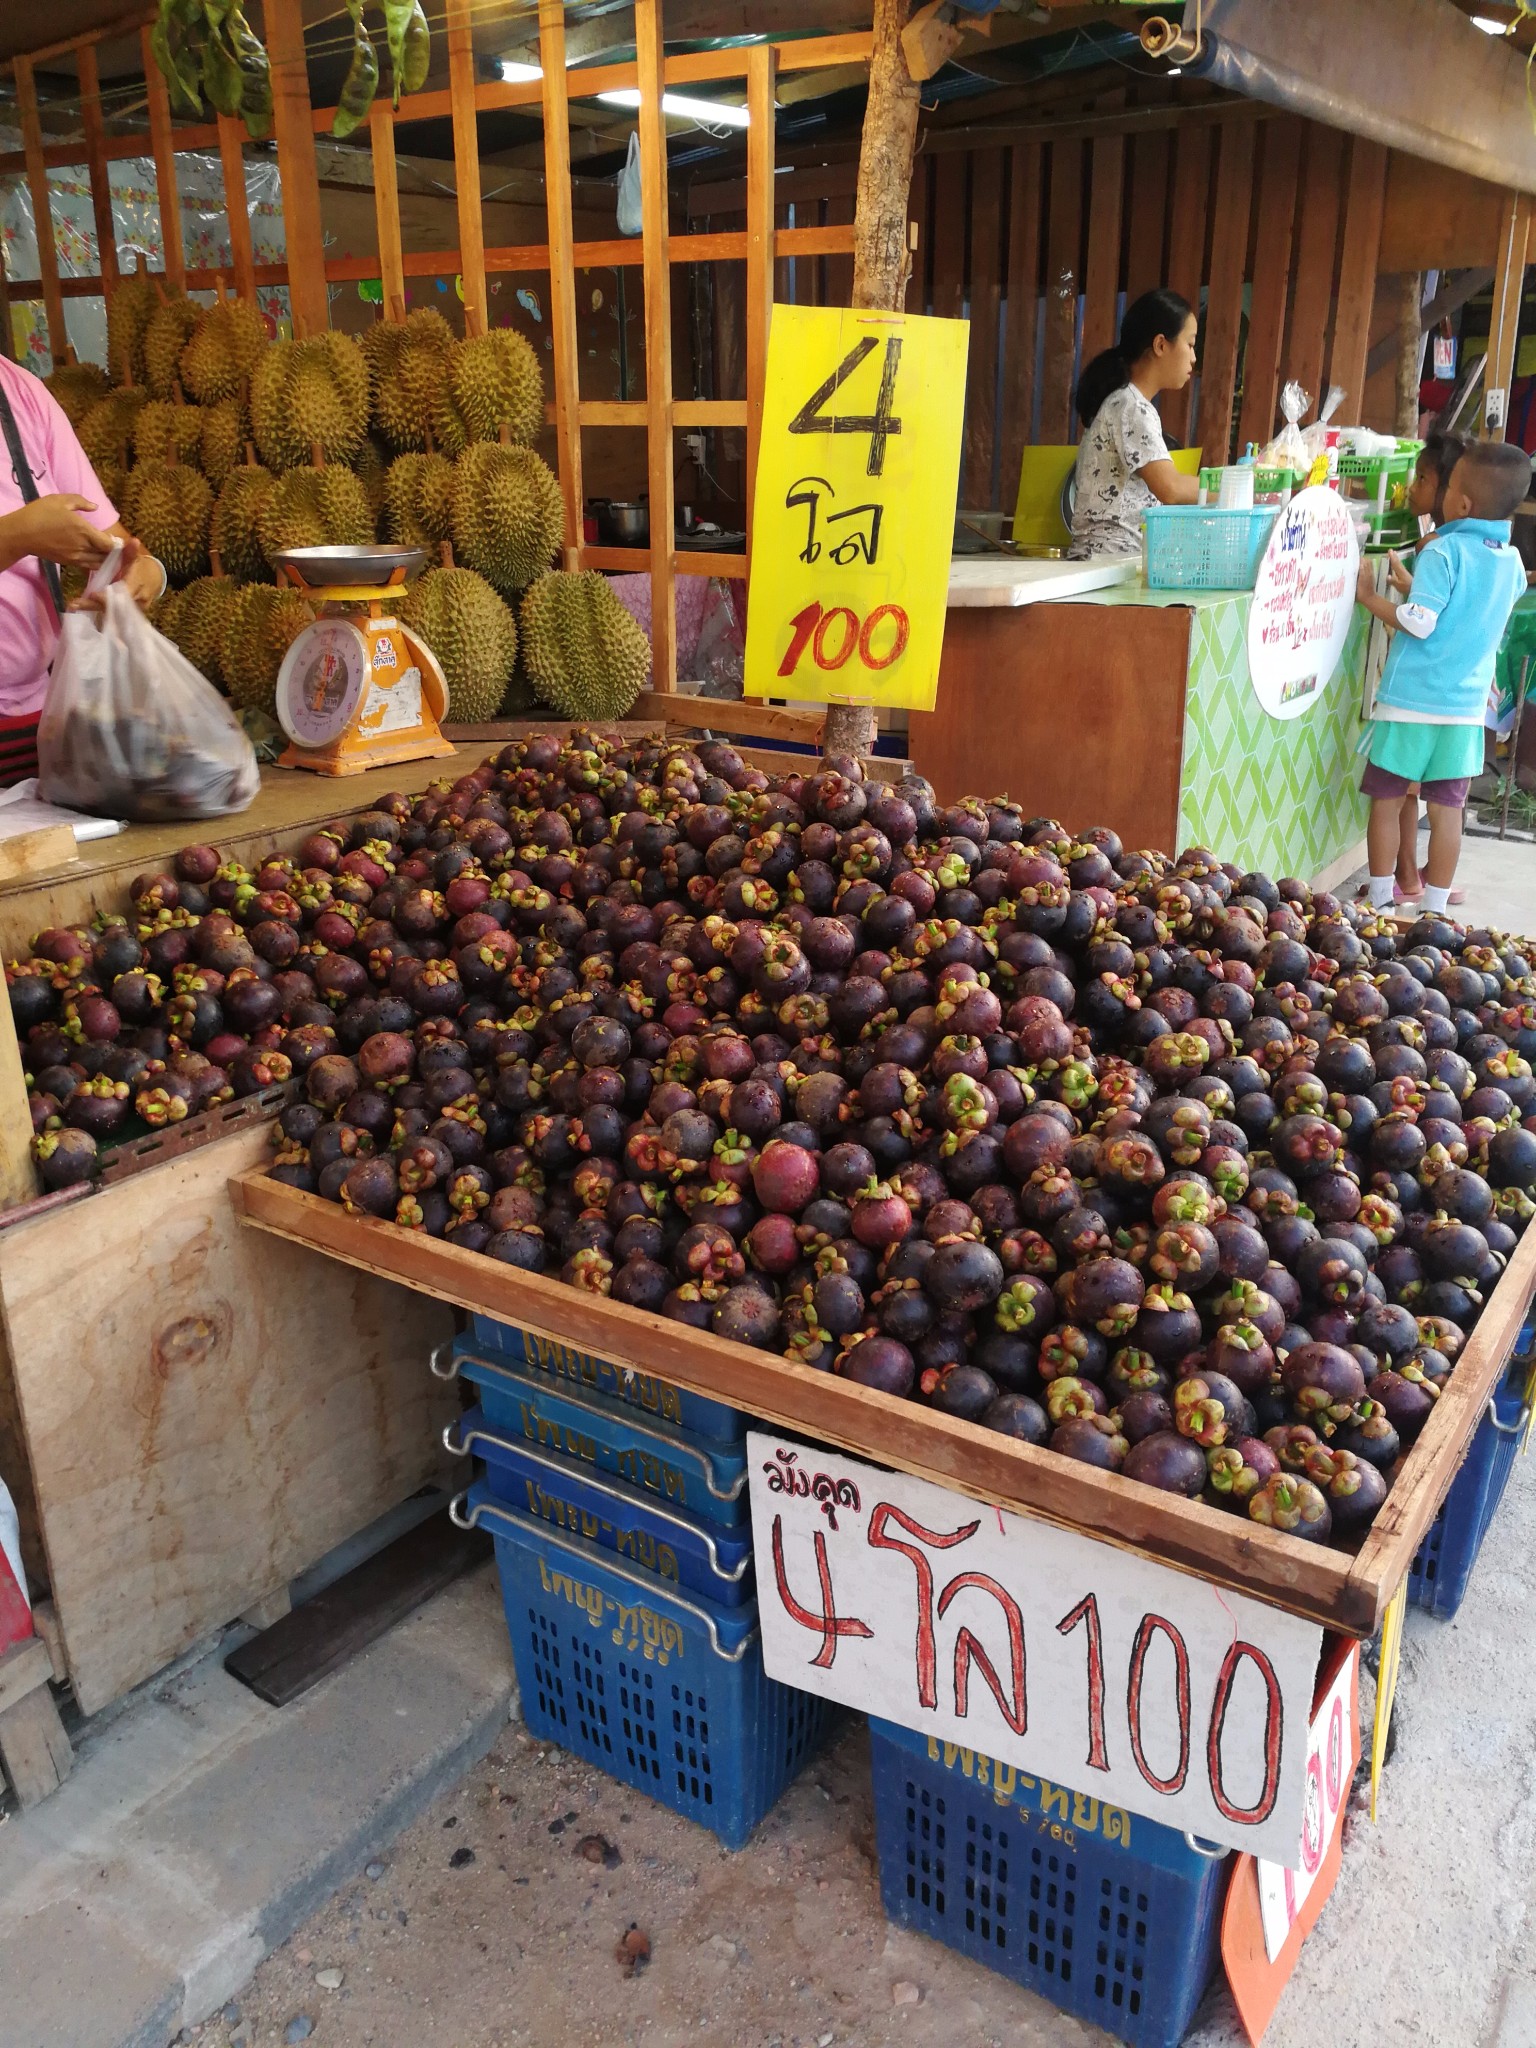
76;45;119;301
0;972;34;1213
1079;133;1125;369
579;400;647;426
540;0;585;570
1039;138;1083;444
0;828;76;885
216;116;257;303
633;691;825;745
674;550;748;578
224;1512;484;1706
232;1171;1371;1633
0;1681;72;1807
676;398;749;426
264;0;326;336
1;1127;456;1715
1161;124;1210;446
930;153;968;321
1124;128;1170;304
1485;190;1532;422
367;103;405;324
1195;118;1255;466
1326;138;1389;418
0;1634;51;1717
999;140;1043;516
31;1599;65;1681
12;60;66;364
963;149;1004;510
140;28;185;295
1236;119;1301;453
1285;125;1345;423
445;0;486;338
635;0;677;693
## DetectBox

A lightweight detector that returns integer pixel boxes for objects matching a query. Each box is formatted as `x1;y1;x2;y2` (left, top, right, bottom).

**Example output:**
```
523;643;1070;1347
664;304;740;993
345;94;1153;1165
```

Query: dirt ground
183;1716;1124;2048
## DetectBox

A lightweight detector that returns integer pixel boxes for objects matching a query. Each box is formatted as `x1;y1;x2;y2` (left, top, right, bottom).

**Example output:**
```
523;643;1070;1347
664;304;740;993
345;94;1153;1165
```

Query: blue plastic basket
1142;505;1279;591
868;1717;1229;2048
457;1481;838;1849
447;1406;755;1607
467;1313;745;1444
442;1341;751;1528
1407;1328;1534;1619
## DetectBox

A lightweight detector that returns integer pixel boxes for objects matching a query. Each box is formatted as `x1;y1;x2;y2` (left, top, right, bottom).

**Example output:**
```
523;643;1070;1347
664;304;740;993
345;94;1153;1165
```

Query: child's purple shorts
1360;763;1473;809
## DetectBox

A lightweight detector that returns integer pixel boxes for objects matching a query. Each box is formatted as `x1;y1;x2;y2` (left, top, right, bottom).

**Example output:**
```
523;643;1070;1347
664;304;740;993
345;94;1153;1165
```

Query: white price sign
750;1433;1322;1865
1246;485;1360;721
1257;1643;1357;1957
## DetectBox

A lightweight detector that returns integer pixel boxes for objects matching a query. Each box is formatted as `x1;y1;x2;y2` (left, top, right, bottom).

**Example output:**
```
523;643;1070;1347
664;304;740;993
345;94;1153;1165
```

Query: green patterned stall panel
1177;595;1369;881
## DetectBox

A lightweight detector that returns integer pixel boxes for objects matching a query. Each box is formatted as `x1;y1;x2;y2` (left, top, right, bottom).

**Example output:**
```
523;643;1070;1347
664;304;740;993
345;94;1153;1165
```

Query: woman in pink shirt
0;354;163;780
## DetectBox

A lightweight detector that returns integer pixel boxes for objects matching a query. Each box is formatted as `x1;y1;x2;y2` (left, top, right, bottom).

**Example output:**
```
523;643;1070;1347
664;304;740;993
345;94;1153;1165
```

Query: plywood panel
1196;118;1255;465
1378;153;1505;273
930;153;968;321
963;149;1004;509
1000;140;1043;515
1125;129;1170;304
1285;125;1345;419
1327;139;1390;417
1237;119;1301;451
1040;138;1084;444
1162;124;1211;445
1;1126;455;1713
1080;133;1126;367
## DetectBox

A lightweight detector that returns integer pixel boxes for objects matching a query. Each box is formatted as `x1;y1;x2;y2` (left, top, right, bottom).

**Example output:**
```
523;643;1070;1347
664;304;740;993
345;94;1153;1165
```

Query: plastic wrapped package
1260;379;1310;472
1301;383;1347;465
39;576;259;822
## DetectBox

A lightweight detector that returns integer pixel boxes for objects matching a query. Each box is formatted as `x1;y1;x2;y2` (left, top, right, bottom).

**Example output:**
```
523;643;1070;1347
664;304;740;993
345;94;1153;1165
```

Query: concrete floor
1353;817;1536;931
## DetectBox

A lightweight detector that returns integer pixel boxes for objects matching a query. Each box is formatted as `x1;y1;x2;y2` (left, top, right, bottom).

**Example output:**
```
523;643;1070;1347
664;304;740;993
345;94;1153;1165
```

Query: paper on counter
0;780;126;842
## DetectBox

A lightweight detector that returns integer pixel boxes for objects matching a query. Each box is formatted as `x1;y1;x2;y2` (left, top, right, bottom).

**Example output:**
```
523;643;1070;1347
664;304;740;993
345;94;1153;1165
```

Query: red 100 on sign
776;600;911;679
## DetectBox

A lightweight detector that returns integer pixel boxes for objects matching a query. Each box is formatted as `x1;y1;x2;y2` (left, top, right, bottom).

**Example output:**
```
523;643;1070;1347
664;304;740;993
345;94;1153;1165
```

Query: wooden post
1397;272;1424;436
1486;190;1531;436
368;102;407;324
635;0;676;692
140;27;186;294
745;43;778;572
77;44;119;300
12;59;67;364
217;114;257;304
1327;139;1389;418
1236;120;1300;452
1195;119;1256;465
446;0;487;339
264;0;329;337
540;0;585;568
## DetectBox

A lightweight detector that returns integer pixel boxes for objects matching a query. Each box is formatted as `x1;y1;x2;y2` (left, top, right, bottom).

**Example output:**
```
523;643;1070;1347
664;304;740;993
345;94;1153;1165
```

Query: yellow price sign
744;304;969;712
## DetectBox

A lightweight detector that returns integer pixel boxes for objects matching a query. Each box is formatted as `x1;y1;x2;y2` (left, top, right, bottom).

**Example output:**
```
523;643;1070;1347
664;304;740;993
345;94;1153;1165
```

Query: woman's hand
0;494;115;573
73;537;162;616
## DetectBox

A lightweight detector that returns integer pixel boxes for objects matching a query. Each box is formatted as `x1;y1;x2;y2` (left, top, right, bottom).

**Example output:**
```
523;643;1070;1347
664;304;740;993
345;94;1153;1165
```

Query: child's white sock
1367;874;1395;909
1422;883;1451;914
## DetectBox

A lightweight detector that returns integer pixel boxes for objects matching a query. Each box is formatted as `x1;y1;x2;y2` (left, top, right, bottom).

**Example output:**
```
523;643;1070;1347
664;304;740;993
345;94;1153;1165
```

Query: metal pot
596;500;649;546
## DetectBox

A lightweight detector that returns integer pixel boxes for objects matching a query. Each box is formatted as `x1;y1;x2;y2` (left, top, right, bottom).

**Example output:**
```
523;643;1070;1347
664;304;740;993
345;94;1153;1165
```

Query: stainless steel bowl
274;544;427;589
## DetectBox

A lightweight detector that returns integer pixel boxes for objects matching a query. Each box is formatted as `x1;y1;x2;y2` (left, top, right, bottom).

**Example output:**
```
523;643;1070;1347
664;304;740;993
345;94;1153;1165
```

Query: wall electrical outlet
683;430;707;465
1486;386;1508;431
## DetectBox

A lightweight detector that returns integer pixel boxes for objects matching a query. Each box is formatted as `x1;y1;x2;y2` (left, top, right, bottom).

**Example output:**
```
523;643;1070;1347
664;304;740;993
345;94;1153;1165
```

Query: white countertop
946;556;1139;608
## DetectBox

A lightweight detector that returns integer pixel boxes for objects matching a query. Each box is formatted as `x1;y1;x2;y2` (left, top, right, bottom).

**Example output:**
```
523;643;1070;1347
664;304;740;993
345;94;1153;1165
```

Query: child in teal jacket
1355;439;1531;916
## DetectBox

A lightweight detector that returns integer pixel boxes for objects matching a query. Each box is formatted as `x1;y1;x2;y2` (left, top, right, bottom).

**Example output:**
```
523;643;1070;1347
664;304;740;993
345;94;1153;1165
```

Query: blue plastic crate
467;1313;745;1444
1142;505;1279;591
447;1405;755;1607
869;1717;1229;2048
442;1341;751;1527
1408;1328;1534;1619
457;1481;838;1849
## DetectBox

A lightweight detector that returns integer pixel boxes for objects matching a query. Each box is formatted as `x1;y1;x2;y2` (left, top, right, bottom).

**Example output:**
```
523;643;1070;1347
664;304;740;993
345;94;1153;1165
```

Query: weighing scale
272;545;456;776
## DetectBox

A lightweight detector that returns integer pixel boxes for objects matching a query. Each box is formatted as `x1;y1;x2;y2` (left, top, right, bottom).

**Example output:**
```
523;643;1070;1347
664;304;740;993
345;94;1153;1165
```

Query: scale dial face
276;619;370;747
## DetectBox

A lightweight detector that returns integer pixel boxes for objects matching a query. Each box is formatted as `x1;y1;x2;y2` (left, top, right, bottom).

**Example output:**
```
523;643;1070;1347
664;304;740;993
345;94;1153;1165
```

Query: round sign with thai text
1246;486;1361;721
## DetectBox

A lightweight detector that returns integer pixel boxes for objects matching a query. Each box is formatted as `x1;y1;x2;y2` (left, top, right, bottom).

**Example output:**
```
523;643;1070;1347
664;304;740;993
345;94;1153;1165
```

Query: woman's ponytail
1073;287;1194;431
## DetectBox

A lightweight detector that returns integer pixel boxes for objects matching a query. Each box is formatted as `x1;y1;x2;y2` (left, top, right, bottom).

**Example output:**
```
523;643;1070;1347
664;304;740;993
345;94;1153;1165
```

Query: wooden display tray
232;1169;1536;1638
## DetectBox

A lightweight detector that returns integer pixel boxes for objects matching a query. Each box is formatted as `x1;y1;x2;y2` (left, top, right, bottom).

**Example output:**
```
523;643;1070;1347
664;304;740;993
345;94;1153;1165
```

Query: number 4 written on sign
788;335;903;478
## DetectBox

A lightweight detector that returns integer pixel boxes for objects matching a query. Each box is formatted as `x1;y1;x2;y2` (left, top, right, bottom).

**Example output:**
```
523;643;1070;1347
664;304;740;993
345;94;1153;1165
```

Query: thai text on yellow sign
744;305;969;713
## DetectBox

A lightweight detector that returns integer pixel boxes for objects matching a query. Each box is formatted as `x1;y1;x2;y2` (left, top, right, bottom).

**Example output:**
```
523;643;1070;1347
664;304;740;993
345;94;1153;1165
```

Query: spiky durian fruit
143;297;202;399
106;270;158;387
122;461;214;585
199;399;246;488
398;565;518;720
383;451;455;548
133;397;204;467
163;574;239;688
257;462;373;568
179;297;267;403
220;584;316;717
519;570;652;720
449;442;563;594
365;308;455;452
428;371;475;460
44;360;111;427
211;463;276;583
446;327;544;446
352;433;390;524
250;332;369;469
78;389;147;483
148;583;185;640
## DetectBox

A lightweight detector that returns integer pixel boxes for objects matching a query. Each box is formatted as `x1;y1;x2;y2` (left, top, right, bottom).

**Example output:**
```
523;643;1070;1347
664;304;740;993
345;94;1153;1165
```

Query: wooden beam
1195;117;1255;465
12;60;66;364
367;103;405;325
1236;119;1301;452
0;6;153;73
963;148;1004;509
745;41;776;574
215;116;256;303
264;0;328;337
1124;127;1169;304
140;27;185;294
1327;138;1389;417
999;139;1042;514
1079;133;1125;369
540;0;585;569
76;44;119;301
635;0;676;691
1161;123;1210;446
445;0;487;338
1039;137;1083;444
1486;190;1532;429
1285;125;1345;424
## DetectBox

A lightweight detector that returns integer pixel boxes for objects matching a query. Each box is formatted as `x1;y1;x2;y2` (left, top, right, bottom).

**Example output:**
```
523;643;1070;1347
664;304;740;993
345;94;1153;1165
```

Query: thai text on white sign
1247;484;1360;721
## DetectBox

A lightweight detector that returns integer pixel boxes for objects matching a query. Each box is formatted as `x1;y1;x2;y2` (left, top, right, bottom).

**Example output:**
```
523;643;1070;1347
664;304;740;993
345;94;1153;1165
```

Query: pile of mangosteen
14;730;1536;1552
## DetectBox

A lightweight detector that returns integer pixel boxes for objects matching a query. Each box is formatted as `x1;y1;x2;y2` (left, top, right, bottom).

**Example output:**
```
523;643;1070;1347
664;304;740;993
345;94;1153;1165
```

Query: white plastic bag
38;582;259;822
617;131;643;237
1301;383;1347;464
1260;379;1310;471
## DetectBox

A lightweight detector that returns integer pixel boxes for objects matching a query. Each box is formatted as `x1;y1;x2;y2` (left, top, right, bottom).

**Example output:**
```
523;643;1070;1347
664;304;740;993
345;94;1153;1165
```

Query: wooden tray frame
231;1169;1536;1637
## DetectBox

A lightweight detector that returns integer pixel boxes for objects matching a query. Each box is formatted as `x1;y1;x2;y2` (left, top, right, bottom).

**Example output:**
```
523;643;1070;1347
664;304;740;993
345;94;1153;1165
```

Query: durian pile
48;286;652;726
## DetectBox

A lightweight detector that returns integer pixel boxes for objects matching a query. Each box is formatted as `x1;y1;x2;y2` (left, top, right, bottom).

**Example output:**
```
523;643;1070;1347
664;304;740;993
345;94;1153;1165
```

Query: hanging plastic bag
38;573;260;822
1301;383;1348;465
1259;380;1310;472
617;130;643;237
